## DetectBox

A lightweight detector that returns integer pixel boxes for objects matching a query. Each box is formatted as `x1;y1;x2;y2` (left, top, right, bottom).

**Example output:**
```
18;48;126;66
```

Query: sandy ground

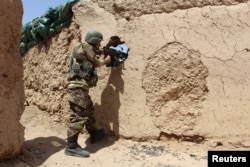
0;105;209;167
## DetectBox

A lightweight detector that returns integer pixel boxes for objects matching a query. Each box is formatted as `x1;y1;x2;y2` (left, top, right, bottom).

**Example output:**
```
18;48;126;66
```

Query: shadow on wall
0;136;66;167
95;66;124;137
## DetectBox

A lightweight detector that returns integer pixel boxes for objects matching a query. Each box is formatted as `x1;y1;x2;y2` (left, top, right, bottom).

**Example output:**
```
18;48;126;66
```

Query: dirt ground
0;105;210;167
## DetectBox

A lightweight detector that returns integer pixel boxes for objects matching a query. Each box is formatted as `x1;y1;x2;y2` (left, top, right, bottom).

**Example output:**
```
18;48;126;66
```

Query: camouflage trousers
67;87;96;137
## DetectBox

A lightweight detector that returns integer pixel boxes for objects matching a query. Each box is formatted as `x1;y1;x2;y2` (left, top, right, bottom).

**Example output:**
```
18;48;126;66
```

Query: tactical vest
67;44;98;87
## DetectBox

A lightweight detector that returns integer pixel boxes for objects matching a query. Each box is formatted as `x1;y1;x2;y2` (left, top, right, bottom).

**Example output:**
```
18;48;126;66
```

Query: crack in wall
164;3;250;63
158;131;205;143
221;77;226;95
92;0;249;19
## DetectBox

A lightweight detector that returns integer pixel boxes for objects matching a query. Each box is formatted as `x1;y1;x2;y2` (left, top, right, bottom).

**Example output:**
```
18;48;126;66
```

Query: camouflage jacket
67;42;105;89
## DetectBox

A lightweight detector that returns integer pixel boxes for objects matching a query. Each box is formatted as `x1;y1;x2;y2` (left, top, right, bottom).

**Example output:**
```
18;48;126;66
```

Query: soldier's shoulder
81;42;91;49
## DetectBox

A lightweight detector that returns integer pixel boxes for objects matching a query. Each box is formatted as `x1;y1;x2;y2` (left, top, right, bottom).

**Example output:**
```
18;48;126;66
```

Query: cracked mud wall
23;0;250;145
0;0;25;160
92;0;248;19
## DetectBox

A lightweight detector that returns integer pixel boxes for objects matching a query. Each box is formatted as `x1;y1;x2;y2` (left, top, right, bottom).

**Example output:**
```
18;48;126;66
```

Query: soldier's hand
99;48;104;55
104;55;111;63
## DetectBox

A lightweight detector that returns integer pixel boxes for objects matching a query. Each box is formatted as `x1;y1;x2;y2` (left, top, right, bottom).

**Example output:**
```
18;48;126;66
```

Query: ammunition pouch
67;54;98;87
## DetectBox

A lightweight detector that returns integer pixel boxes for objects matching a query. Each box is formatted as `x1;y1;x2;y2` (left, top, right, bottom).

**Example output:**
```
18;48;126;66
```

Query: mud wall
23;0;250;146
0;0;25;161
92;0;248;19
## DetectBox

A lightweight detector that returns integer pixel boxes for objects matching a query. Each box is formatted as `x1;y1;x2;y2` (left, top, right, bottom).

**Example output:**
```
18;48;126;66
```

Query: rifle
103;45;129;67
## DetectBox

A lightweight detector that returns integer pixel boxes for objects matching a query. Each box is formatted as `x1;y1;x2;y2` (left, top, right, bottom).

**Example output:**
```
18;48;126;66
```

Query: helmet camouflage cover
84;30;103;44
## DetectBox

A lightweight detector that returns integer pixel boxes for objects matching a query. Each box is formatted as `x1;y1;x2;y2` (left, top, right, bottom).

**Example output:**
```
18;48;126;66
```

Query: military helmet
84;30;103;44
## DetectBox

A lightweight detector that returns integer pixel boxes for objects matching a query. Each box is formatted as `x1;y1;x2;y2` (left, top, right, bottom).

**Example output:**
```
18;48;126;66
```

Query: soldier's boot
89;129;106;144
64;134;90;157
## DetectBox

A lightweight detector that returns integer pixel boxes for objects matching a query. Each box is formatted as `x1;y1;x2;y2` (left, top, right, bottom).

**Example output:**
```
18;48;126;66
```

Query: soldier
65;30;111;157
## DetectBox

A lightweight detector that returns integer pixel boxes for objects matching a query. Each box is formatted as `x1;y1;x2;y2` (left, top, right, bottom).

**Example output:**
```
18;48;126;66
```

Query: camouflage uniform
67;42;105;138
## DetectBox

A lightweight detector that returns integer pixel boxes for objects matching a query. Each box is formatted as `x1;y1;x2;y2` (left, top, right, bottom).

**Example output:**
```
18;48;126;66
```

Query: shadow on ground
83;135;118;154
0;136;66;167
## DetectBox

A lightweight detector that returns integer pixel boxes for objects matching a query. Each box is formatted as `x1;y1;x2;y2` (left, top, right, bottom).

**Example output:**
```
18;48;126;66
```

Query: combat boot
89;129;105;144
64;134;90;157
